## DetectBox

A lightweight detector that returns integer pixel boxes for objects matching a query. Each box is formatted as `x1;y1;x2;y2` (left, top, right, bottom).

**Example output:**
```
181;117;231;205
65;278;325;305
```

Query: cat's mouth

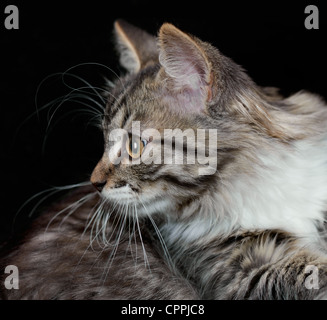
99;182;174;218
101;184;139;204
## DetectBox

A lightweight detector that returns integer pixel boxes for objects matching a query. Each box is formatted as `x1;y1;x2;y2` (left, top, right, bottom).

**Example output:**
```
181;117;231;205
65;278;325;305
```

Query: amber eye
126;134;147;159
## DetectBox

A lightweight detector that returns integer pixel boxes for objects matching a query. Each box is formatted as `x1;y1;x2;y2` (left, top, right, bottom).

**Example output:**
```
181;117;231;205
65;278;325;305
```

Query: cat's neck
161;136;327;247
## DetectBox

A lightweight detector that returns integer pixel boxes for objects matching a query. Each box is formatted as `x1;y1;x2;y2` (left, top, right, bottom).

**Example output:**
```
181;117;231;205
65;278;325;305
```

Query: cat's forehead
106;66;158;109
104;68;193;131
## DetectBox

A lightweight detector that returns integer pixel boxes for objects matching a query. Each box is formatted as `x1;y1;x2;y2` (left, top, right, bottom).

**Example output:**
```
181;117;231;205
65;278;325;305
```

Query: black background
1;1;326;243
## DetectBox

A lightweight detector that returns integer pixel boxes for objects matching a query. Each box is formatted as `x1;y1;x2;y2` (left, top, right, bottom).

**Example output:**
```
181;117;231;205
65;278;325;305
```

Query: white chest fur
162;136;327;247
234;138;327;240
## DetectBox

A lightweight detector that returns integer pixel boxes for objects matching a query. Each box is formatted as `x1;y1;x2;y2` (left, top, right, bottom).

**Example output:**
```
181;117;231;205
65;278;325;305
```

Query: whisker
62;62;127;92
13;182;91;227
45;90;104;131
129;205;139;282
60;75;106;105
134;203;150;271
100;203;128;285
84;199;104;242
41;107;102;155
137;197;174;271
45;192;96;236
74;200;109;271
60;68;128;115
76;199;124;276
98;201;121;248
58;193;97;229
16;66;108;143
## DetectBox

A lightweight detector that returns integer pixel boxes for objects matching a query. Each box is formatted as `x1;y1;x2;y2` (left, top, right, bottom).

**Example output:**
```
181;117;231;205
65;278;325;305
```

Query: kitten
92;20;327;299
1;20;327;299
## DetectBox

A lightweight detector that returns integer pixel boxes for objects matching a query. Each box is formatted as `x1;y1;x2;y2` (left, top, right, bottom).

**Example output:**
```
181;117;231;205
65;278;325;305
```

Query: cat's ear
158;23;213;106
114;19;158;73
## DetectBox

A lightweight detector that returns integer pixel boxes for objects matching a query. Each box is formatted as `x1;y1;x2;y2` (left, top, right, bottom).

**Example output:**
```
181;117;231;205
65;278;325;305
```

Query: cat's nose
90;158;110;192
92;180;107;192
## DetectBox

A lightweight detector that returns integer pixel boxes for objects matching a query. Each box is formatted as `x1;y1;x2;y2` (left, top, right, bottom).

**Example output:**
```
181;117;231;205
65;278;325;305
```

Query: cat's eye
126;134;147;159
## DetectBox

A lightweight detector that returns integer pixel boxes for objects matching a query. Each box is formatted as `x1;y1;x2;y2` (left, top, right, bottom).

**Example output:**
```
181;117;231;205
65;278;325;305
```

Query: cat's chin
100;184;175;217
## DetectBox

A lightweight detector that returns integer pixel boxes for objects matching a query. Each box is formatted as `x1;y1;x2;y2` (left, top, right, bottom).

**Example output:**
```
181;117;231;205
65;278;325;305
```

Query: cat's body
1;186;198;299
161;225;327;299
1;20;327;299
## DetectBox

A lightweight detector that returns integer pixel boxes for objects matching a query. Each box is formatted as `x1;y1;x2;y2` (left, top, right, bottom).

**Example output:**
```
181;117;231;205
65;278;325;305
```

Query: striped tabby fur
1;20;327;299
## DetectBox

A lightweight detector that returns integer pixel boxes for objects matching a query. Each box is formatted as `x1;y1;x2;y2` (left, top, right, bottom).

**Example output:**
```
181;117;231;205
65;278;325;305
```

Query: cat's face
91;65;217;217
90;20;285;219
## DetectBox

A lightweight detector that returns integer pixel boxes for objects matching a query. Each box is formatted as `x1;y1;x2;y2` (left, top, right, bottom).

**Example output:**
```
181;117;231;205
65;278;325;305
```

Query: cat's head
90;20;288;218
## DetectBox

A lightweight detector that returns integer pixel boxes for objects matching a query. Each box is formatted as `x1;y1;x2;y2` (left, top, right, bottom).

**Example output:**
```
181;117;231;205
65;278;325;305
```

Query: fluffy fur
1;186;197;299
1;20;327;300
